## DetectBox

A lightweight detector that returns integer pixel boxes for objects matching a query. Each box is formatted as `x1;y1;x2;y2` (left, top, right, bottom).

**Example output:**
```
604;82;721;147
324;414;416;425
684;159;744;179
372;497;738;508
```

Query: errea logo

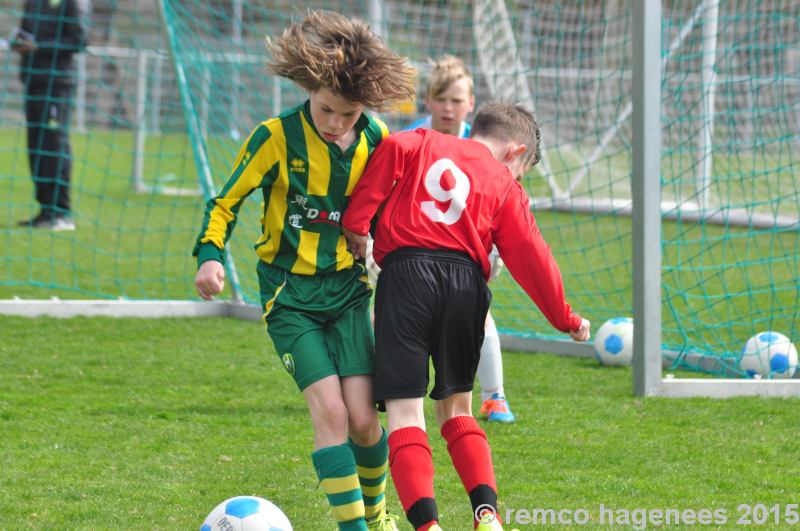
290;158;306;173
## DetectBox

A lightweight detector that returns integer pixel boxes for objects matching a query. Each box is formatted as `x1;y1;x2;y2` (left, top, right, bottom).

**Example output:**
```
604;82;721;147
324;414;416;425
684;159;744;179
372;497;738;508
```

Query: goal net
1;0;797;378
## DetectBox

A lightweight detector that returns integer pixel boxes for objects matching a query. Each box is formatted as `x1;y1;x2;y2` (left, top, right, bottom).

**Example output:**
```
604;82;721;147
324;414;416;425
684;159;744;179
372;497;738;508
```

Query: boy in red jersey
342;103;590;531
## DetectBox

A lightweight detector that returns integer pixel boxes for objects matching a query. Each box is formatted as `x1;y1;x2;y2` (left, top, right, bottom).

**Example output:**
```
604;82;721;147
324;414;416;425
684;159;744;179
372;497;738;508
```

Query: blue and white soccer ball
593;317;634;366
738;331;797;379
201;496;292;531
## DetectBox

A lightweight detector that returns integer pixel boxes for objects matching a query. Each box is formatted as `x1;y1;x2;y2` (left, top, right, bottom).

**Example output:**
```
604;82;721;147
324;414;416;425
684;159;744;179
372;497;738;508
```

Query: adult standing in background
13;0;89;231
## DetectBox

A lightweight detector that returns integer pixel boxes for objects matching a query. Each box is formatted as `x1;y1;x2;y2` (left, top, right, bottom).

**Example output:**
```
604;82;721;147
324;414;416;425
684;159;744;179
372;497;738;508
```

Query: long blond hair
267;10;416;110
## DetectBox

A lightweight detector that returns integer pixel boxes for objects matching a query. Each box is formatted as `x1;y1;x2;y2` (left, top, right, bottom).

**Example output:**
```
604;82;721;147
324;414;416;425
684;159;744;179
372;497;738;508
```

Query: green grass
0;128;208;301
1;316;798;529
0;127;272;302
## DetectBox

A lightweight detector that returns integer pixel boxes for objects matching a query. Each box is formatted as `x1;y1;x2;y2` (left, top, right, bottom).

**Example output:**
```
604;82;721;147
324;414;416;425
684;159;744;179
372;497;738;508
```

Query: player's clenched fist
342;228;368;259
569;318;591;342
195;260;225;300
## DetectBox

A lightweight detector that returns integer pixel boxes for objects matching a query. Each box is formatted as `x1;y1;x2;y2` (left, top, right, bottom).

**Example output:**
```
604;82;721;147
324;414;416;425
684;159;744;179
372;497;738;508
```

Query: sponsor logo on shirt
307;209;340;226
289;194;340;227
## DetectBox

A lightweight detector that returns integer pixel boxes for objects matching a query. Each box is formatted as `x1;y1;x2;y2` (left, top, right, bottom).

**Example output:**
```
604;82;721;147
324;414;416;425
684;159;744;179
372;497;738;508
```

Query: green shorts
257;260;374;391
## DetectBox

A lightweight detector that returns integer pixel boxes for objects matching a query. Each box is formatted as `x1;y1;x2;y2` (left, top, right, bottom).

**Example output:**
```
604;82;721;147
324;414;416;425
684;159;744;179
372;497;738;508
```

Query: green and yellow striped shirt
193;101;389;275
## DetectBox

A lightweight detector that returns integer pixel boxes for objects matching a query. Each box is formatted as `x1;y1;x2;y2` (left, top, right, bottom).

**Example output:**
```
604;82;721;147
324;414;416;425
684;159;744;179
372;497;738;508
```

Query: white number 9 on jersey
421;158;471;225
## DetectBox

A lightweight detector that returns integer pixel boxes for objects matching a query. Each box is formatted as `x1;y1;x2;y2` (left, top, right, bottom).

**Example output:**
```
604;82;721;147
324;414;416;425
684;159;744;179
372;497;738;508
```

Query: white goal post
630;1;798;398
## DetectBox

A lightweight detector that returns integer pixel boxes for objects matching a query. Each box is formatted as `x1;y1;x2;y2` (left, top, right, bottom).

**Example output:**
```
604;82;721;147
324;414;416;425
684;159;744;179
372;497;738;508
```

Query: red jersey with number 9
342;128;582;333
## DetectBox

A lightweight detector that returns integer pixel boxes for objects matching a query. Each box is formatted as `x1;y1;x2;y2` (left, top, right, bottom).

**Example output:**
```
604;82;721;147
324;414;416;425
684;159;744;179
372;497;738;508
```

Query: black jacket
18;0;89;89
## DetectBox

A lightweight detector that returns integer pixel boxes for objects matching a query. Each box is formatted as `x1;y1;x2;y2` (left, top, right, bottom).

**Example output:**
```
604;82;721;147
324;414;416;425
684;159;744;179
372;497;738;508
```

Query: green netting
1;0;797;378
1;0;198;299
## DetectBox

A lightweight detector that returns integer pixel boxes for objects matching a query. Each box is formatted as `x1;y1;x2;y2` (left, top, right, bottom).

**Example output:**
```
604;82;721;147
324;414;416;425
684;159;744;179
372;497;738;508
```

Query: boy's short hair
471;102;541;169
266;10;416;110
426;54;473;99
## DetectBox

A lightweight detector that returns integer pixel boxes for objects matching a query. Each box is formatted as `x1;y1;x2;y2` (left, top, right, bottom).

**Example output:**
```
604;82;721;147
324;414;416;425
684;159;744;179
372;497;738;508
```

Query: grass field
2;316;798;529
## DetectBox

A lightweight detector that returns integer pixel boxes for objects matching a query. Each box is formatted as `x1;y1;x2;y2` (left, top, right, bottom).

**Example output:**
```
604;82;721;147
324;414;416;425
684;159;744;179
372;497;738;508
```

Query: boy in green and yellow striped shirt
193;10;416;531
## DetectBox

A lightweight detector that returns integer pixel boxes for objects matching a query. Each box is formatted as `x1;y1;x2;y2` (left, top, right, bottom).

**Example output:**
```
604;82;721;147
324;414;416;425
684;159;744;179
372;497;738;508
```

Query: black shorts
373;247;491;403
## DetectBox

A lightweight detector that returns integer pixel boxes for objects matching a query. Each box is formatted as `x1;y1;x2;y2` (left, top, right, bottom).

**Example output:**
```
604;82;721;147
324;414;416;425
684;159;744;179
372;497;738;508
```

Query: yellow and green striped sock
312;444;367;530
349;428;389;521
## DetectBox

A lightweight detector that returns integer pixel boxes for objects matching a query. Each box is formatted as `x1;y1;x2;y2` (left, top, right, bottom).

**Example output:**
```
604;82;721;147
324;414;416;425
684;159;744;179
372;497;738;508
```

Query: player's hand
11;39;36;54
10;30;37;54
342;228;368;259
195;260;225;300
569;318;590;342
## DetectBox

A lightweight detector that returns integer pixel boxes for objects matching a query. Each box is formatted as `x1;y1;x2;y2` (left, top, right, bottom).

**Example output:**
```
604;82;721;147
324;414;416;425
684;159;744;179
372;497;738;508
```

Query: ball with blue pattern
201;496;292;531
739;331;797;379
593;317;634;366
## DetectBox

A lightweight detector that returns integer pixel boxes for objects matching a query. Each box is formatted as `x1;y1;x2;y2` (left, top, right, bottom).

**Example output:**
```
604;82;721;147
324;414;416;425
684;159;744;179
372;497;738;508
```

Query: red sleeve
342;135;407;236
491;182;583;333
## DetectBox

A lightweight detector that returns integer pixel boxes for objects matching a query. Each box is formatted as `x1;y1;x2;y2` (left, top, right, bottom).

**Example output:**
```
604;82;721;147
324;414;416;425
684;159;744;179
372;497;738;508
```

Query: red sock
388;427;439;530
441;415;501;527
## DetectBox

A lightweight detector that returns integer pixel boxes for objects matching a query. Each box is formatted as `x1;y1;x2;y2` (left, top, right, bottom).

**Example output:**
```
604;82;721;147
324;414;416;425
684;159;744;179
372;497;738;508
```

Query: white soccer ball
739;331;797;379
201;496;292;531
593;317;634;366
